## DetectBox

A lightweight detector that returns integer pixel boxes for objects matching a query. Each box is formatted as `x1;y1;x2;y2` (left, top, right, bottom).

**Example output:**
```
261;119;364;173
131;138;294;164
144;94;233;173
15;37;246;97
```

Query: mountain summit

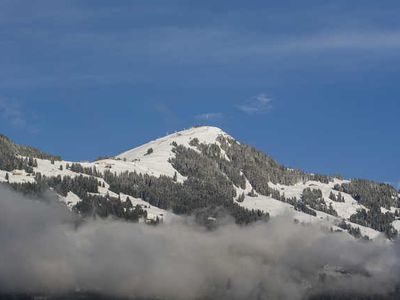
115;126;231;180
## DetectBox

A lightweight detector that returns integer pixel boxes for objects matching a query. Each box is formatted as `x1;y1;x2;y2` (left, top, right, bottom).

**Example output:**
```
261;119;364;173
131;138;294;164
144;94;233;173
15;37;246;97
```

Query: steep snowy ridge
0;126;398;239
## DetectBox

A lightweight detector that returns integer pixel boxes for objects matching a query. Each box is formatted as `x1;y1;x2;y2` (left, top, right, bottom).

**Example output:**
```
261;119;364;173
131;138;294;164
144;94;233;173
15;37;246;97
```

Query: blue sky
0;0;399;187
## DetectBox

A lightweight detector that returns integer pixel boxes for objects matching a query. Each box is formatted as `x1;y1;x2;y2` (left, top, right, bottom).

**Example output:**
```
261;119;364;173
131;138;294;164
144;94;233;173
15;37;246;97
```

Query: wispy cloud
2;6;400;90
0;1;400;90
194;112;223;121
268;31;400;54
154;102;181;128
0;97;26;128
237;94;272;114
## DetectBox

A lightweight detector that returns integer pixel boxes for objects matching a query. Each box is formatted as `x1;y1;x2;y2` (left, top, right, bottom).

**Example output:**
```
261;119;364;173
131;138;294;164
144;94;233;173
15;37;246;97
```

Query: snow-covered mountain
0;126;399;239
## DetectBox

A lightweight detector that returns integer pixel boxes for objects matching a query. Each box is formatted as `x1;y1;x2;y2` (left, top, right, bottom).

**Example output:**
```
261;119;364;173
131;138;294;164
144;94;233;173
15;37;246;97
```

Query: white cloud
0;97;26;128
194;112;223;121
154;102;181;128
237;94;272;114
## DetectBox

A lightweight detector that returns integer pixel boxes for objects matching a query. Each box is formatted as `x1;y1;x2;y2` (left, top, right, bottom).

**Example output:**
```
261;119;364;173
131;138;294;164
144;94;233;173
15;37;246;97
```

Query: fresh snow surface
59;191;81;210
119;193;175;224
392;220;400;232
236;178;382;239
0;169;35;184
238;193;380;239
34;158;77;178
267;179;364;220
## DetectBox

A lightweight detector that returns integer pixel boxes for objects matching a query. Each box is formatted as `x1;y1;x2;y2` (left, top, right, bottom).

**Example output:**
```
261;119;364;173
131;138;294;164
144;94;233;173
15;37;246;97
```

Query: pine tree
173;171;178;182
338;192;344;202
145;148;153;155
5;172;9;181
237;192;245;202
125;197;133;209
247;188;257;197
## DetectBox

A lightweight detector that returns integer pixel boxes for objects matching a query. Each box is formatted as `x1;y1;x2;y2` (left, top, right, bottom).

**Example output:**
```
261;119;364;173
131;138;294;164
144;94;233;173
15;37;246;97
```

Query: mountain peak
113;126;231;180
117;126;231;159
169;125;229;139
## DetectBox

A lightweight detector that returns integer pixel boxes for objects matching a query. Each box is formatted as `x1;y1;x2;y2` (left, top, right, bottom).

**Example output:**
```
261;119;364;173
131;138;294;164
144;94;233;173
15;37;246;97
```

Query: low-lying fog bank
1;187;399;300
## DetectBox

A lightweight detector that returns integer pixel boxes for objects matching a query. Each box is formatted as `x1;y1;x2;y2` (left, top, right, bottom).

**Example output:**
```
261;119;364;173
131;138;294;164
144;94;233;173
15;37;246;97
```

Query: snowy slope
114;126;231;181
59;191;81;209
0;169;35;184
232;174;382;239
119;193;179;224
267;179;365;220
238;193;380;239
